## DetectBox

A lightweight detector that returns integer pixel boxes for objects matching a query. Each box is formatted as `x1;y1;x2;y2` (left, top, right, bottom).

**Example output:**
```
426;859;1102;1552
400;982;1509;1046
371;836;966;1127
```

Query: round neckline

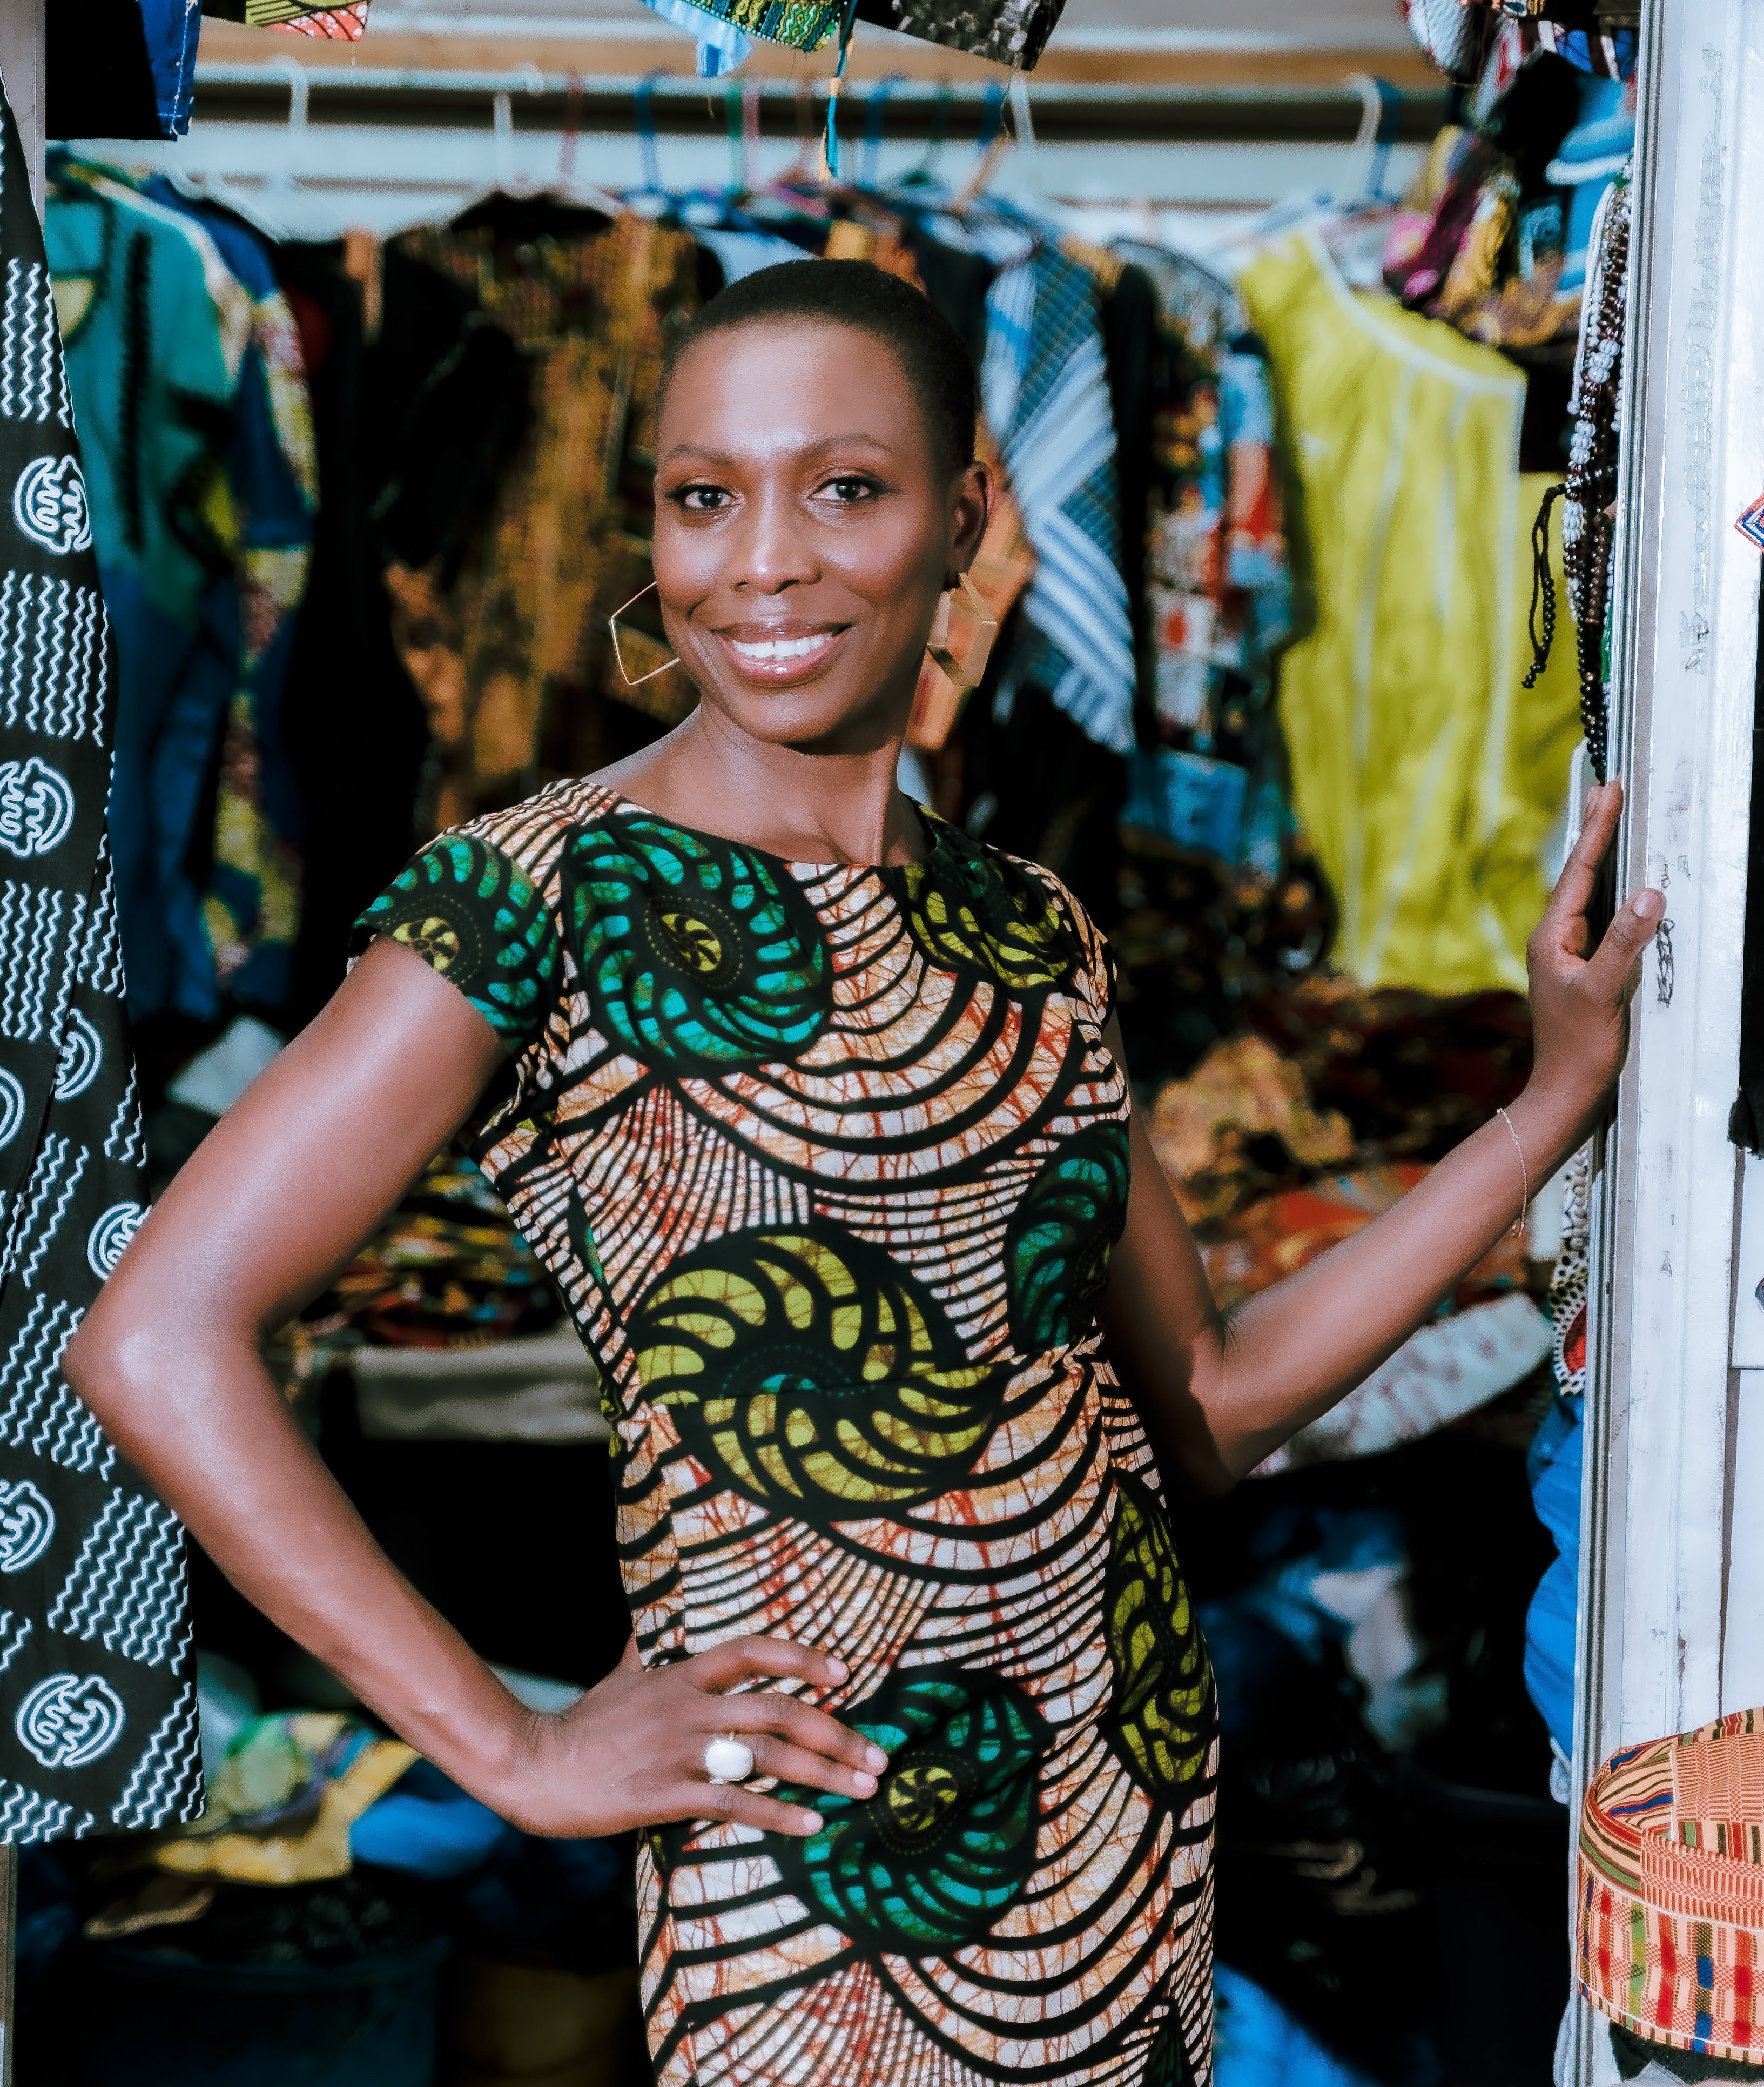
597;785;946;874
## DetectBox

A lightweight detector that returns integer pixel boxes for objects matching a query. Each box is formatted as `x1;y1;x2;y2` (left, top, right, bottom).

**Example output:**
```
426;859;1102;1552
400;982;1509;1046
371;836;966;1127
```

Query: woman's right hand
494;1634;887;1840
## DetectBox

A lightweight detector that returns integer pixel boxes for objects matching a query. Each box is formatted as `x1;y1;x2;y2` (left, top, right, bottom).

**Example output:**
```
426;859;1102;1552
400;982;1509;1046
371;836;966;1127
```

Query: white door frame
1571;1;1764;2078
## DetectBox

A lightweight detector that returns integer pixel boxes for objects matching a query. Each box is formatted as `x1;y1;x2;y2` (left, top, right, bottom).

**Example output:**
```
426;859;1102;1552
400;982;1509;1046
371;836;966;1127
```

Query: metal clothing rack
189;60;1449;147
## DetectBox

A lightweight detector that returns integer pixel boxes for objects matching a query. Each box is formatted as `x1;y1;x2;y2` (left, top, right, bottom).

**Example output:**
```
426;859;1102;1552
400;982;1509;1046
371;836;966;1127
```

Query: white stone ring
704;1733;755;1785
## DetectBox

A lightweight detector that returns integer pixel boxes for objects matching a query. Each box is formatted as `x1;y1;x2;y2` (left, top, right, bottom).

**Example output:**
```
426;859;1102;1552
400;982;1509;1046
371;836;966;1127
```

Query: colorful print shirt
354;779;1220;2087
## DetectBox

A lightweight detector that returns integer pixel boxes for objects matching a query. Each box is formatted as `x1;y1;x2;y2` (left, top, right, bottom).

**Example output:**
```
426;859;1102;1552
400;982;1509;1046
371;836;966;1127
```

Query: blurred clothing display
1241;233;1581;997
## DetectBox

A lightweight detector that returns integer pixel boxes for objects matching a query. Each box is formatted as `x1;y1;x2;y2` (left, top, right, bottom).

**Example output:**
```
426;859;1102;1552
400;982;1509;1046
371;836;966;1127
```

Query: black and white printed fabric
0;88;200;1838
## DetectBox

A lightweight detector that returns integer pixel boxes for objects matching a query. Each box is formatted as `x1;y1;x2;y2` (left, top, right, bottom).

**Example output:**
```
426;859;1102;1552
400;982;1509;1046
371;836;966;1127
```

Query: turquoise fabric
45;161;245;1020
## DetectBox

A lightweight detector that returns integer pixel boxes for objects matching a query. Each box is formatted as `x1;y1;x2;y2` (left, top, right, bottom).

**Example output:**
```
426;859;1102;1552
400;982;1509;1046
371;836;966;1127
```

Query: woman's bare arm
1102;779;1661;1495
64;939;884;1837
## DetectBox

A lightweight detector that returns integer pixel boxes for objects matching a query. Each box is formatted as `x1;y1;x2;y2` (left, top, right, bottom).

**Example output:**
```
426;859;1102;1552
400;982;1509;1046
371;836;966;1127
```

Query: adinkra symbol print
11;454;90;557
0;753;74;858
0;1477;54;1574
15;1673;126;1771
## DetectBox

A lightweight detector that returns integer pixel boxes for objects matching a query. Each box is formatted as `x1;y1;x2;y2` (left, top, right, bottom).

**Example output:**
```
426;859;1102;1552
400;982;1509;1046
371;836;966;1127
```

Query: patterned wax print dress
355;779;1220;2087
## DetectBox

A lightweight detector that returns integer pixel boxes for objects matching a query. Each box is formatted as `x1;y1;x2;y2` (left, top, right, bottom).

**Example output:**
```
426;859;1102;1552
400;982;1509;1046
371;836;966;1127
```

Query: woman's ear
951;459;991;572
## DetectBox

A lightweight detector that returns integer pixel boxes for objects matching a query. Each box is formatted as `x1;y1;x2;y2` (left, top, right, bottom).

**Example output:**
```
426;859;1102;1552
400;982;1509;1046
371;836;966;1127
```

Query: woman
69;261;1661;2086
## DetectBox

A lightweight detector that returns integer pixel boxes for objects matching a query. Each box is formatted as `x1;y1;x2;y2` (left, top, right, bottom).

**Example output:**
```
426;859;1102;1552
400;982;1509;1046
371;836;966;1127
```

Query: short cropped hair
658;258;978;480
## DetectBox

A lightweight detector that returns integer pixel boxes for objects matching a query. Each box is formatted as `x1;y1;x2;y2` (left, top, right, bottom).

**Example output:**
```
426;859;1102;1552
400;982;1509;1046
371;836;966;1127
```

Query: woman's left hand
1523;777;1663;1139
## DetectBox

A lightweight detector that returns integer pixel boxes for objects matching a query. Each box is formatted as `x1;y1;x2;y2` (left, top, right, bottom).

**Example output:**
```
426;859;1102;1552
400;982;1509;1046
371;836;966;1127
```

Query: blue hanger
860;73;907;190
975;81;1007;160
823;0;862;179
634;71;668;204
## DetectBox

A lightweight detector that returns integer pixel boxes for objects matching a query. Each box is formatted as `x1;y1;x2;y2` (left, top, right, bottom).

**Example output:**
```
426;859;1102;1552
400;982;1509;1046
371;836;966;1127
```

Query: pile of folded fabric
1145;980;1551;1474
292;1151;564;1379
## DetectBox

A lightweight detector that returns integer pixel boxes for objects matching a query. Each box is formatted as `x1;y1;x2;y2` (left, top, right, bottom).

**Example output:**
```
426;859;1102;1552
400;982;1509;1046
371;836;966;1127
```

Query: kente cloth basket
1579;1710;1764;2063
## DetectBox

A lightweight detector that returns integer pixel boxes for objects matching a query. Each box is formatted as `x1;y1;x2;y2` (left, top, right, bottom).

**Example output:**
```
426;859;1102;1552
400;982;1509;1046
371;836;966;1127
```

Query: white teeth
730;633;833;662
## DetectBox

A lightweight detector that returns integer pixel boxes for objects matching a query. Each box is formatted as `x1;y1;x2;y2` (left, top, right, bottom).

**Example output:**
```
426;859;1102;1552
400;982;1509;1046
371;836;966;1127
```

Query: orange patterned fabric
1579;1711;1764;2062
355;779;1221;2086
385;214;699;832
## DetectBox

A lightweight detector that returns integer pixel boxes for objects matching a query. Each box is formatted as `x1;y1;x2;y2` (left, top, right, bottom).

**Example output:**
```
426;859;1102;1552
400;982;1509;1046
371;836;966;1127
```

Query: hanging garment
45;0;199;143
626;0;1067;68
141;182;318;1015
274;242;429;1031
1384;46;1592;353
1524;1145;1590;1757
969;211;1136;759
378;205;699;833
44;160;250;1023
355;782;1219;2087
0;87;201;1841
1238;233;1581;998
199;0;372;38
854;0;1068;68
1115;246;1292;875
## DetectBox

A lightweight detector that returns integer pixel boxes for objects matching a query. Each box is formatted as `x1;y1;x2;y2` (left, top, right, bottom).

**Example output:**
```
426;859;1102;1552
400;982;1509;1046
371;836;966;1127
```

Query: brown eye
823;476;877;504
678;485;731;513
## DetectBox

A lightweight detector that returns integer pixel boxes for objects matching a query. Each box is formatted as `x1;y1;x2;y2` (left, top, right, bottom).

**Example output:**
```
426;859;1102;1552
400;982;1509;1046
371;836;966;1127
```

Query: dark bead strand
1562;170;1631;782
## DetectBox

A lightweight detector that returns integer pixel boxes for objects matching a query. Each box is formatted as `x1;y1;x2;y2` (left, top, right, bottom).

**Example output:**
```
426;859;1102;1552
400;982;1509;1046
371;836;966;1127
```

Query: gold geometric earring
925;572;998;691
608;581;681;687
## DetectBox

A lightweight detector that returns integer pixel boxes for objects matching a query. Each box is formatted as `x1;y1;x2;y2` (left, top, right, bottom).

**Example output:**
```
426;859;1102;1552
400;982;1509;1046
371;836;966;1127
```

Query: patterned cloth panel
1579;1711;1764;2063
199;1;372;43
0;85;202;1841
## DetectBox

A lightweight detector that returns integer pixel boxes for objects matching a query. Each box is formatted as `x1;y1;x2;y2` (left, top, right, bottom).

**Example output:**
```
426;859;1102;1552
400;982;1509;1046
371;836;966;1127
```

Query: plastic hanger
859;74;907;191
623;72;674;217
1342;73;1403;207
186;56;345;243
949;83;1011;211
443;66;625;227
1206;75;1406;279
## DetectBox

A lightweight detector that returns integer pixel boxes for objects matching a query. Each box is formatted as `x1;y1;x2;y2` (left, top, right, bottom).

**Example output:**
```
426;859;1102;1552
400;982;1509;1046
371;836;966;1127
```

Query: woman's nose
725;485;820;592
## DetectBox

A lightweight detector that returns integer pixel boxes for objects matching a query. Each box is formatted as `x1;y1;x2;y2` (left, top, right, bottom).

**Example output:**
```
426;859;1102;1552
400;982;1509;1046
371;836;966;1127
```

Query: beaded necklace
1561;167;1631;780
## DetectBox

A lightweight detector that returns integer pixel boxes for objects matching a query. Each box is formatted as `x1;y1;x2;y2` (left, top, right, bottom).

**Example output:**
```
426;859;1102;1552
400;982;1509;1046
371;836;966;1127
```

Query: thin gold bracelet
1495;1106;1529;1240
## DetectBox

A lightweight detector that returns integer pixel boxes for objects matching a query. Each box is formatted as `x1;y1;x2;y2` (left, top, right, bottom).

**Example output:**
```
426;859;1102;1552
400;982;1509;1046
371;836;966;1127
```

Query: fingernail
853;1771;878;1796
1632;889;1664;920
800;1811;823;1833
825;1658;848;1682
865;1744;887;1771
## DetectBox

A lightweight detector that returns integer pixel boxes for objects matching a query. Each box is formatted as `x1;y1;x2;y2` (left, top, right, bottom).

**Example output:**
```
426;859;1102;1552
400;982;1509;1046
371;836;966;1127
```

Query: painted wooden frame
1568;1;1764;2077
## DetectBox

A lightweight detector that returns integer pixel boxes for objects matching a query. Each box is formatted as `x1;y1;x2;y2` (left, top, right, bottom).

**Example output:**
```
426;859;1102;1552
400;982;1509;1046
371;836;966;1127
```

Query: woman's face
652;318;988;751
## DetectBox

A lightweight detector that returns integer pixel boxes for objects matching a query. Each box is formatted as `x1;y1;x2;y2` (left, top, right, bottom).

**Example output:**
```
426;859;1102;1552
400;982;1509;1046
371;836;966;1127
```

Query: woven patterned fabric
1579;1712;1764;2063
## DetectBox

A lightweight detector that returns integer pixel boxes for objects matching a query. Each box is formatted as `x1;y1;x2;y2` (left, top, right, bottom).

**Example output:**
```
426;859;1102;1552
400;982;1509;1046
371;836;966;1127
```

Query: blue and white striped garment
953;203;1137;755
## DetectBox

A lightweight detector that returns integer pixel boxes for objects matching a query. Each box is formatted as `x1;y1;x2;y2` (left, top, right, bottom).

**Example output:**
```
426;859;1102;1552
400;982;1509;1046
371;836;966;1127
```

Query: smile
713;625;849;682
730;634;834;662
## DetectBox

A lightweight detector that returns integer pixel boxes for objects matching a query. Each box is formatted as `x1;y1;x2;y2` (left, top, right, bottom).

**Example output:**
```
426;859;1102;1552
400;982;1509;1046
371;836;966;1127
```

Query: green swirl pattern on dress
1141;2012;1197;2087
1005;1123;1131;1352
631;1227;1003;1514
569;815;829;1070
772;1662;1049;1952
899;827;1078;993
355;836;559;1050
1103;1475;1216;1805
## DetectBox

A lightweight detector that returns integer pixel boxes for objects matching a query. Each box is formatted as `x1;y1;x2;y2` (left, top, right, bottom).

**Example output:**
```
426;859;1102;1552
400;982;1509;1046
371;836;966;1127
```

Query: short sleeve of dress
1087;920;1119;1029
1011;853;1117;1031
351;830;562;1055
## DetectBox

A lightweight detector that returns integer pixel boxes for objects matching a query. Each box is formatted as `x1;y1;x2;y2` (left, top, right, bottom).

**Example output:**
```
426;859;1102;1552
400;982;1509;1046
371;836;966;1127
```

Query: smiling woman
623;260;989;840
62;256;1662;2087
